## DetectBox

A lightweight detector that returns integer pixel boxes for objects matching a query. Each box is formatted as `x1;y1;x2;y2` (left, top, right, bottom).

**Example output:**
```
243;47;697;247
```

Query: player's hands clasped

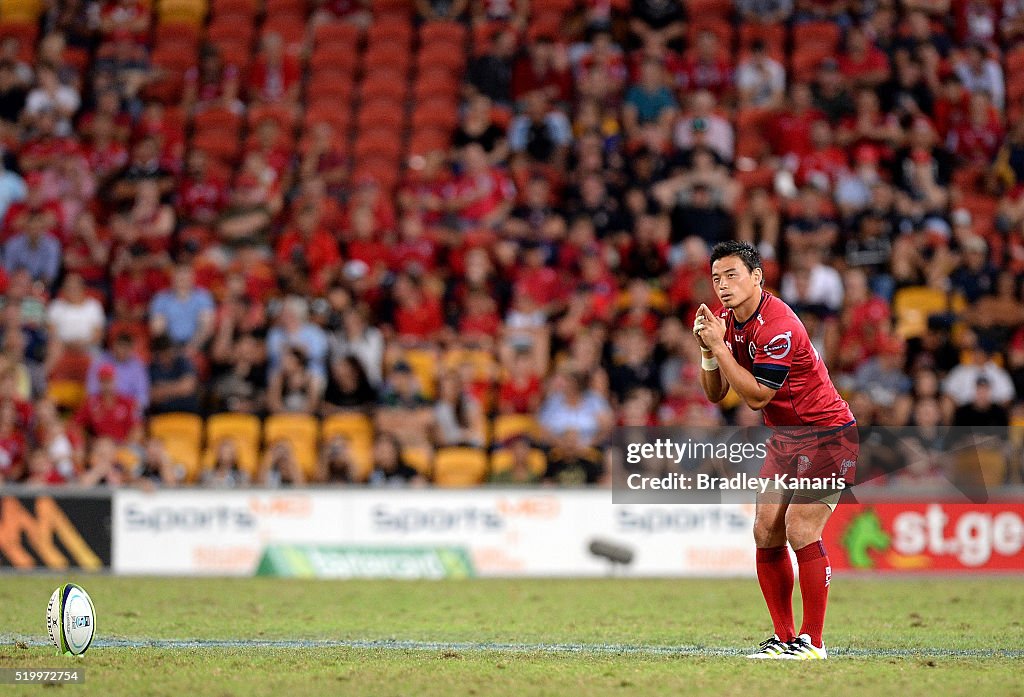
695;304;727;351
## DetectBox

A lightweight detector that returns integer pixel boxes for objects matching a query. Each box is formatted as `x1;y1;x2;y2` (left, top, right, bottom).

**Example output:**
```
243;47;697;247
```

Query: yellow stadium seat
163;439;203;481
201;441;260;478
148;413;203;482
46;380;86;410
205;413;262;476
433;447;487;487
148;412;203;447
402;349;438;400
490;448;547;477
443;349;498;382
402;445;434;477
953;446;1007;488
322;412;373;443
263;414;319;479
322;412;374;480
892;286;965;339
0;0;42;21
491;414;539;443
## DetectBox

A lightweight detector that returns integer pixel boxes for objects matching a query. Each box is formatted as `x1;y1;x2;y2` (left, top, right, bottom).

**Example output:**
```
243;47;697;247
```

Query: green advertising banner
255;544;475;579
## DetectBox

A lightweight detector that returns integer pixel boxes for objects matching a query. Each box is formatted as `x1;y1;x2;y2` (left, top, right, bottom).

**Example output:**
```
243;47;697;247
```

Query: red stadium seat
191;127;242;165
193;106;242;132
356;99;406;131
410;98;458;131
367;18;413;46
313;21;361;49
354;128;404;160
309;46;360;74
361;72;409;102
420;20;466;46
416;43;465;73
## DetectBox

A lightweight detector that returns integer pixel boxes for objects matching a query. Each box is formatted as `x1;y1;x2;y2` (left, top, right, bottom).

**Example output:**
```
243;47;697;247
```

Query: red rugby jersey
716;291;853;430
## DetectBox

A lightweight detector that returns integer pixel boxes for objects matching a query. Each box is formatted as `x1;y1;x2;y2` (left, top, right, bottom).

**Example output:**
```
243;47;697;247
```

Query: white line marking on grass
4;635;1022;659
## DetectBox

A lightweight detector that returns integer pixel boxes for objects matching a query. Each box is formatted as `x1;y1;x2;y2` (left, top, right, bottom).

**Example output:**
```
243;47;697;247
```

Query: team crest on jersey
764;331;792;359
748;341;756;360
797;455;812;474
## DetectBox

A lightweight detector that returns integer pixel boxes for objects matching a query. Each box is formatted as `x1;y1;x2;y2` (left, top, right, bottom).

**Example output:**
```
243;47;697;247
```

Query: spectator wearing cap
86;332;149;410
375;360;435;450
812;57;855;125
149;264;216;348
148;335;201;415
944;347;1015;406
74;363;143;445
954;376;1009;427
954;42;1004;111
673;90;733;162
735;39;786;110
950;235;996;303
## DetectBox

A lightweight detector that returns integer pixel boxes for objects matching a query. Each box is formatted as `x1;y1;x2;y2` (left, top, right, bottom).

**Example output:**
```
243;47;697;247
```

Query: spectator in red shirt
276;203;342;294
676;30;733;98
497;347;542;414
178;149;228;226
391;272;445;343
447;143;516;229
837;25;891;89
388;215;437;274
0;398;25;482
947;91;1003;166
183;45;242;115
766;81;826;160
248;33;301;105
511;37;573;104
73;363;143;445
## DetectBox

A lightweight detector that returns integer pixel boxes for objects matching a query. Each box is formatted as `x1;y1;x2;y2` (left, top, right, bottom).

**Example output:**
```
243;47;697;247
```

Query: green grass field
1;575;1022;696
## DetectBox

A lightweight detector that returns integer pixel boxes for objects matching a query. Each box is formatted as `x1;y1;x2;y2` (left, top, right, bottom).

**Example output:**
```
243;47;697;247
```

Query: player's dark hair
710;241;764;286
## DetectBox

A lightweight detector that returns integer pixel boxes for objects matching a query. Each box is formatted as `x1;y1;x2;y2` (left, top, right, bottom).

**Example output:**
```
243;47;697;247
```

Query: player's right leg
746;487;795;659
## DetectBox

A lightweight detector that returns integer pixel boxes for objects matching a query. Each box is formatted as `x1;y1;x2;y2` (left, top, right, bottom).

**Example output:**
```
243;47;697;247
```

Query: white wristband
701;355;719;371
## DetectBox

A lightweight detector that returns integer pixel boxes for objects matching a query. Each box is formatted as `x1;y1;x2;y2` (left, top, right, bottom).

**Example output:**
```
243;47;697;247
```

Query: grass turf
0;576;1022;696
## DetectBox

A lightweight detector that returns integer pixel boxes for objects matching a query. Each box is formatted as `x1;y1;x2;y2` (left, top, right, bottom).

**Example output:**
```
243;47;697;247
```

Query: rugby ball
46;584;96;656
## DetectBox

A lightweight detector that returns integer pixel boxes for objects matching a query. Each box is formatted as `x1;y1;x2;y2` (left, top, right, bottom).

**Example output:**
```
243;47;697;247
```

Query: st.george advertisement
824;502;1024;572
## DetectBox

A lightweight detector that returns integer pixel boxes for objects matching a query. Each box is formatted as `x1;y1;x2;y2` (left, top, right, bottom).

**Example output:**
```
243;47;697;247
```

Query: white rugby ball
46;584;96;656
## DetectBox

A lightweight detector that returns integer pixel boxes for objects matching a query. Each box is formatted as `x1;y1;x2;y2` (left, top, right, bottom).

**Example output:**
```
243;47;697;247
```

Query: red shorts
759;423;859;491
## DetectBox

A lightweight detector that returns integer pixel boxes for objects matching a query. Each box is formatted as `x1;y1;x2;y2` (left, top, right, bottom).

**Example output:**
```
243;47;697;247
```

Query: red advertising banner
824;502;1024;572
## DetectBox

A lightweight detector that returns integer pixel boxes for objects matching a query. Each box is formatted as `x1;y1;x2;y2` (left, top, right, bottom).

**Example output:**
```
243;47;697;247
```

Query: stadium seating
433;447;488;487
263;414;320;479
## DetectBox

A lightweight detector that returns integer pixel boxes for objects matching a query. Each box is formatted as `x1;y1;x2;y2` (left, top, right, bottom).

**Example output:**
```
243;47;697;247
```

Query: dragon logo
841;509;891;569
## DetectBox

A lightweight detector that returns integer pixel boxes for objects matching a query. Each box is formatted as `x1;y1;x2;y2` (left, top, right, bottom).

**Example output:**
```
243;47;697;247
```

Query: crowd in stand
0;0;1021;489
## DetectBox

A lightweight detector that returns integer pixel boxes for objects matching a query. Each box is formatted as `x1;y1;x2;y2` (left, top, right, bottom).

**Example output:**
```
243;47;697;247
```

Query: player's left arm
697;313;780;411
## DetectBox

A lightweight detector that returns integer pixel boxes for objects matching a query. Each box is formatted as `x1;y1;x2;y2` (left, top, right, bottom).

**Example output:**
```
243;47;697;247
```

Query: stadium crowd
0;0;1020;488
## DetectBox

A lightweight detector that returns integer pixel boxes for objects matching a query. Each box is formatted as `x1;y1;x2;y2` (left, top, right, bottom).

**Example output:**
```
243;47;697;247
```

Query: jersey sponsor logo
839;459;856;476
734;334;745;342
764;331;792;360
824;565;831;587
